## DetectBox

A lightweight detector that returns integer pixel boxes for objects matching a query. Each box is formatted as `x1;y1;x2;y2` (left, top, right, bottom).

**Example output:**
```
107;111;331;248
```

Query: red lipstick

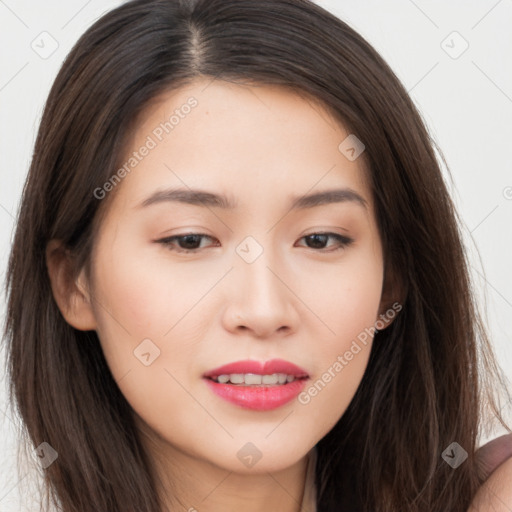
203;359;309;411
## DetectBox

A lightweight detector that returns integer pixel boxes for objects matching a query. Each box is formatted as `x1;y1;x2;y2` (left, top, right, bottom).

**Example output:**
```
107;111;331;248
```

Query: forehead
108;78;372;212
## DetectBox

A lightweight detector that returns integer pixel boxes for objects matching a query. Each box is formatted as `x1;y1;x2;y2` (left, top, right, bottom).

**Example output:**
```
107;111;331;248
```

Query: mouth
207;373;306;385
202;359;309;411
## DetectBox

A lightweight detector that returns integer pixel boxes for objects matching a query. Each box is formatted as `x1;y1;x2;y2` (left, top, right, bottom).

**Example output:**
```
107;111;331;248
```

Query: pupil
181;235;200;249
307;234;327;248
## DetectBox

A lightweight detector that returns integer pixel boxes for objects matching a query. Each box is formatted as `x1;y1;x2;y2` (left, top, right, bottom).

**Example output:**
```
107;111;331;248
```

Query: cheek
92;236;219;336
296;245;382;420
296;290;379;440
89;237;226;388
90;247;206;424
302;243;383;349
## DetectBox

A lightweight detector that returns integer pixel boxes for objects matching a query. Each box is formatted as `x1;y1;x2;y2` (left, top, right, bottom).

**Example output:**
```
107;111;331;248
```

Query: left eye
297;232;353;251
156;232;353;253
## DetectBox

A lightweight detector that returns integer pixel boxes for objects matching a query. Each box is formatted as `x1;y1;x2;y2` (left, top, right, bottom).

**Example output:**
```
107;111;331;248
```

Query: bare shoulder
469;456;512;511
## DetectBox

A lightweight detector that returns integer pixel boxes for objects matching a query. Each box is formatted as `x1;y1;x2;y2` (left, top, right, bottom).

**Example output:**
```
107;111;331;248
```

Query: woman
3;0;511;510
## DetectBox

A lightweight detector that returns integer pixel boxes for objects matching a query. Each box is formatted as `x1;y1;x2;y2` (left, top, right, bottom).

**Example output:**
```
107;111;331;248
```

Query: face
81;78;386;475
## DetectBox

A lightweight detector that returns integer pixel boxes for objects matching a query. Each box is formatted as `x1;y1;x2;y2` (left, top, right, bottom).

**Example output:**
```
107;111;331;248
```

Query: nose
221;248;300;339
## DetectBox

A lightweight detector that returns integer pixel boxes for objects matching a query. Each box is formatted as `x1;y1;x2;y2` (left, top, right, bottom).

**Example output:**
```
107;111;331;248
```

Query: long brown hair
3;0;510;510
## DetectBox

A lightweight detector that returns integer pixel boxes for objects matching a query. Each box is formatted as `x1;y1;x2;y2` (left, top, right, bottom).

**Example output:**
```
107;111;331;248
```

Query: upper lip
203;359;309;379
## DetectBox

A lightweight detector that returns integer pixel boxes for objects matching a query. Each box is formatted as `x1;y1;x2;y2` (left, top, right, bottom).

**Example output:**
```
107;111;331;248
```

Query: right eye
156;233;220;253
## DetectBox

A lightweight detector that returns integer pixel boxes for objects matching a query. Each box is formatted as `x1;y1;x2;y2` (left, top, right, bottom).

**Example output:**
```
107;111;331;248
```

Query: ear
376;260;406;331
46;239;97;331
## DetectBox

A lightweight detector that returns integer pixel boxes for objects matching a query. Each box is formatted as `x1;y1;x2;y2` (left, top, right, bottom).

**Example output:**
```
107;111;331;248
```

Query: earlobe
375;303;398;331
45;239;97;331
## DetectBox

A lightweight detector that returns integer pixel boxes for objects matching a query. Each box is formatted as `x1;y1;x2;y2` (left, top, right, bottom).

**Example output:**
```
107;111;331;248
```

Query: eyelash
156;232;354;254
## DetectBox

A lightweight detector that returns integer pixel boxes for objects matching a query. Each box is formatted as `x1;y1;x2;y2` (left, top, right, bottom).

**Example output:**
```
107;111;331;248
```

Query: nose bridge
235;234;284;300
226;233;296;335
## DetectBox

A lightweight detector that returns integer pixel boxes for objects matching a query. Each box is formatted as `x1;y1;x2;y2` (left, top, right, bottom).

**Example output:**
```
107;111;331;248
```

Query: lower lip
204;378;308;411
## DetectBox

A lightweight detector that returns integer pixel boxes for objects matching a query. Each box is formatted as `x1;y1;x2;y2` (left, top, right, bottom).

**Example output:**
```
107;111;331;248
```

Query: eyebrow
137;187;368;211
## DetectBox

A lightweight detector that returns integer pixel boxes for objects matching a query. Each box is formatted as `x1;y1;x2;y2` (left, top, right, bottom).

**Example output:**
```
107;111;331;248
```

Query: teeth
262;374;278;385
213;373;297;385
245;374;262;385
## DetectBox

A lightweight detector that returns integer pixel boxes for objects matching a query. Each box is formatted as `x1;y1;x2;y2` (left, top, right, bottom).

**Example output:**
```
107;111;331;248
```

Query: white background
1;1;511;510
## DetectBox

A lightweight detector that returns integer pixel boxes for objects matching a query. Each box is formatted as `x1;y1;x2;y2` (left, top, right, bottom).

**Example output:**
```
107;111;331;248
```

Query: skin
46;77;512;511
475;433;512;482
471;455;512;511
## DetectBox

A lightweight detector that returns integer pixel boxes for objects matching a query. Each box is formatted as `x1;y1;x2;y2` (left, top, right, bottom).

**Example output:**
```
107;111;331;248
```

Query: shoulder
469;456;512;511
475;434;512;480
